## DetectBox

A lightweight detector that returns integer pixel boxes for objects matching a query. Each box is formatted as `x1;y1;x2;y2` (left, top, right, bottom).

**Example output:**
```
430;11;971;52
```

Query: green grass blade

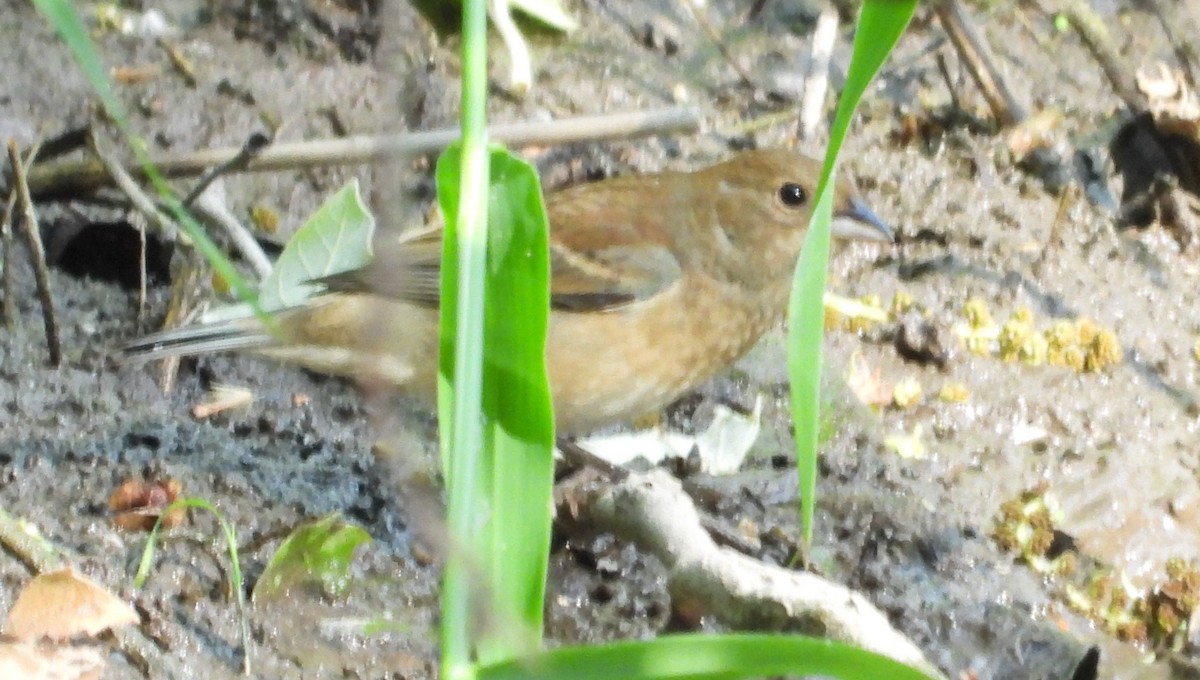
790;0;916;547
439;0;554;666
477;633;937;680
438;143;491;680
132;497;252;673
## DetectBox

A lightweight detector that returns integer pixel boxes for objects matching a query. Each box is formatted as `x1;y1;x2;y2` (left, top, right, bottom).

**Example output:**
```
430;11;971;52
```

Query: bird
124;149;893;434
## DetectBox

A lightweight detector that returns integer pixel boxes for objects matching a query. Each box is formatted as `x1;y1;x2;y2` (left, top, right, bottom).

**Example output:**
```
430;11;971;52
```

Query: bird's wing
316;224;444;306
319;179;684;312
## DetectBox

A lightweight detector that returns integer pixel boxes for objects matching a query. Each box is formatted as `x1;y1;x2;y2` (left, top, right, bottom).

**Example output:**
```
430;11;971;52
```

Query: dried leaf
4;568;138;641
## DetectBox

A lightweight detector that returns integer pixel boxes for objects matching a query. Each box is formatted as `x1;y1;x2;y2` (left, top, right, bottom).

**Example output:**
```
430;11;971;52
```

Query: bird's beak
831;196;894;243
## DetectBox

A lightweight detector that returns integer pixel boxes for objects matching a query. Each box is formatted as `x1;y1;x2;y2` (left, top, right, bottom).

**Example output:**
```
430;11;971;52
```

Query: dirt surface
2;0;1198;678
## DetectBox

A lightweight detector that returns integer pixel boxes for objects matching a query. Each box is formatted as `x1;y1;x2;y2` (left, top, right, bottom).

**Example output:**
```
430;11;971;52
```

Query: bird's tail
121;298;418;386
120;314;274;362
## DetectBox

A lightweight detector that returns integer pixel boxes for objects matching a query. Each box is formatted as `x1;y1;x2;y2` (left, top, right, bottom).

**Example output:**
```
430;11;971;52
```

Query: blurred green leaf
477;633;937;680
257;179;375;310
252;513;372;602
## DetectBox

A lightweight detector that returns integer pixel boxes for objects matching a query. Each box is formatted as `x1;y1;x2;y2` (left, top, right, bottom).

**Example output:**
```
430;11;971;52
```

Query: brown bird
126;149;892;433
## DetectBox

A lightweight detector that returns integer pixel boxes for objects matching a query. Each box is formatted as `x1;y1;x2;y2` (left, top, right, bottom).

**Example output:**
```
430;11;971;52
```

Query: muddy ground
1;0;1198;678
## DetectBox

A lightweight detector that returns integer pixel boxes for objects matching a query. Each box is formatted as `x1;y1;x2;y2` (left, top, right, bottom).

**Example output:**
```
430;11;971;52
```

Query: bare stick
132;210;148;325
158;36;198;88
582;469;945;678
935;52;961;111
28;107;703;200
1032;182;1079;278
7;139;61;366
556;438;760;554
88;131;179;241
1;184;16;328
1055;0;1141;110
156;256;208;393
180;133;270;209
797;7;839;141
192;180;273;279
934;0;1028;126
94;132;273;281
683;4;756;88
0;505;64;573
1;140;45;328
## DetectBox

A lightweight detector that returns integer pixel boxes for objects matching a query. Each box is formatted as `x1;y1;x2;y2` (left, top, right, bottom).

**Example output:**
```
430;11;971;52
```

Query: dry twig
797;7;839;141
191;180;273;280
1;177;16;328
6;139;61;366
1053;0;1140;110
1033;182;1081;277
556;438;760;554
180;133;270;209
934;0;1028;126
88;131;178;240
681;1;756;89
132;210;148;324
155;256;208;393
1;139;56;328
570;469;945;679
27;107;702;200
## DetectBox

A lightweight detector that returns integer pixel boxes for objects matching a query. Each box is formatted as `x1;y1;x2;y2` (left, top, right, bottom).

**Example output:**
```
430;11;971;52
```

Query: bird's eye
778;182;807;207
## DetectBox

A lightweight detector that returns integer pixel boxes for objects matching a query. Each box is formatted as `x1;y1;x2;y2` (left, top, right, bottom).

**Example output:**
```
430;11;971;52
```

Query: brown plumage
125;149;892;433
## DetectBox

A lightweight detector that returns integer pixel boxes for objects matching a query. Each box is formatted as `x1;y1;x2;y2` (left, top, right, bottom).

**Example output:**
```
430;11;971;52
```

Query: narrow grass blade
438;137;491;680
789;0;916;547
438;0;499;675
133;497;252;673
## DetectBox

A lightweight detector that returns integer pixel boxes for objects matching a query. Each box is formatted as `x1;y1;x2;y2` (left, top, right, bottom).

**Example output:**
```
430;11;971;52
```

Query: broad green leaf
477;633;938;680
436;142;553;666
257;180;375;310
252;513;372;602
480;147;553;658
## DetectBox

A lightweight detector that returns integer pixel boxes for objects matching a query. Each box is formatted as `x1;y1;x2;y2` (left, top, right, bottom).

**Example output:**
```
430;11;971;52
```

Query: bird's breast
544;273;780;433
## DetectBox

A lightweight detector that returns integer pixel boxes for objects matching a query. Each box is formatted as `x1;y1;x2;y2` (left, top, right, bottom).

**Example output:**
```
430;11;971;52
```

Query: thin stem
441;0;490;676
